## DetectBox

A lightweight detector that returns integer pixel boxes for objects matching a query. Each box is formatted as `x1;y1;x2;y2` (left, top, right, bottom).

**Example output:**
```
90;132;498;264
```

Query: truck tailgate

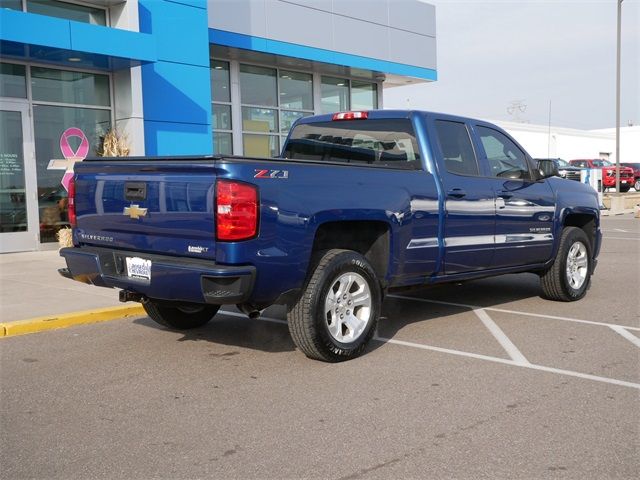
74;160;222;259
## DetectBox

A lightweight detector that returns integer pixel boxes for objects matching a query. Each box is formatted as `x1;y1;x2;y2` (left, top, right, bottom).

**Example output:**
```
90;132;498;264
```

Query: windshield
591;160;612;167
556;159;570;168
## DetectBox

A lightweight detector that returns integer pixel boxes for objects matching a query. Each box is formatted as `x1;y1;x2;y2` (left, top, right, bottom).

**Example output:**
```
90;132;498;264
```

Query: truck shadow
136;273;543;356
373;273;543;352
135;305;296;353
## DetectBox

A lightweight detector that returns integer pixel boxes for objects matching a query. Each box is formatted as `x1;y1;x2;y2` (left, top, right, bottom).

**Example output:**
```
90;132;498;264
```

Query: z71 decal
254;169;289;179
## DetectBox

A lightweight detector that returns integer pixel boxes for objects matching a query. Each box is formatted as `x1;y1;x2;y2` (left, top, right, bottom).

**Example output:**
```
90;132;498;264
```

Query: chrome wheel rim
324;272;372;343
566;241;588;290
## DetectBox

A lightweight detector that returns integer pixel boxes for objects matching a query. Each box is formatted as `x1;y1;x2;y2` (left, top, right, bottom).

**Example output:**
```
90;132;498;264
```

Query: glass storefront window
280;110;310;135
33;104;110;242
0;63;26;99
240;64;277;106
213;132;233;155
321;76;349;114
211;60;230;103
31;67;110;107
243;134;279;158
0;110;27;233
27;0;107;26
242;107;278;134
0;0;22;11
279;70;313;110
351;81;378;110
213;104;231;130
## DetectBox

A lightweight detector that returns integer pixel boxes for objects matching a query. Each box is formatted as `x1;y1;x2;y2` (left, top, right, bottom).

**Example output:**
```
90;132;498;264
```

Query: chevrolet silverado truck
59;110;602;362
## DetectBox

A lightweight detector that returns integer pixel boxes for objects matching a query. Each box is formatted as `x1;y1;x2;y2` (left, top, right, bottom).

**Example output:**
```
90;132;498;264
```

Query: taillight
68;176;77;228
332;111;368;121
216;180;258;241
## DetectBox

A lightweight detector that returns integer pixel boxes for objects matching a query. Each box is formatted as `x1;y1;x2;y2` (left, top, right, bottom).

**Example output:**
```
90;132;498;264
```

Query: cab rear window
283;119;421;169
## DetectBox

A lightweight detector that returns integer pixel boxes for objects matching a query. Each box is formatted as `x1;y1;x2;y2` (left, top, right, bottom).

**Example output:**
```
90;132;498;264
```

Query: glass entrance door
0;101;38;252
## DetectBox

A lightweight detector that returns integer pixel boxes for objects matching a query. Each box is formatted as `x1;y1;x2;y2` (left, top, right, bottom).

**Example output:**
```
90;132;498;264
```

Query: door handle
497;191;514;199
447;188;466;198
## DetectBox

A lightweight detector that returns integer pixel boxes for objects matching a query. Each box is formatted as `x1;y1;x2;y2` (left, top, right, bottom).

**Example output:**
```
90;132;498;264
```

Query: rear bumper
59;247;255;305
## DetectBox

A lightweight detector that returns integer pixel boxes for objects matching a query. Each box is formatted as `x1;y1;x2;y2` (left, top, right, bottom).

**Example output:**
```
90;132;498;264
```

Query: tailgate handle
125;182;146;201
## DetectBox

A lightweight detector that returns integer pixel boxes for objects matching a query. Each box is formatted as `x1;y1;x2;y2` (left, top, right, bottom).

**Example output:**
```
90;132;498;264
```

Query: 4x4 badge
123;204;148;219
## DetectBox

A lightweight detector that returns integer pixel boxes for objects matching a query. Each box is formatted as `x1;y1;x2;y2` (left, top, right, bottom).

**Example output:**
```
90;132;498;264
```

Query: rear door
472;124;555;268
428;117;496;275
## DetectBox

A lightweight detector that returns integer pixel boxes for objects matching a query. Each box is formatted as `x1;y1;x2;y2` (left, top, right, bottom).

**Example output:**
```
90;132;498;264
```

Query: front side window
27;0;107;26
434;120;479;176
477;126;530;180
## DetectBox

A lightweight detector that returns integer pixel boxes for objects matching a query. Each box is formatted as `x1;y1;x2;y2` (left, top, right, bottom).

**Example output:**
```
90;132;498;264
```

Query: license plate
126;257;152;280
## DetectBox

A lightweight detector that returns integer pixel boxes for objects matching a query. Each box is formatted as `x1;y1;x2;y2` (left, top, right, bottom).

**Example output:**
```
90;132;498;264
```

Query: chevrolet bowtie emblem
123;204;148;219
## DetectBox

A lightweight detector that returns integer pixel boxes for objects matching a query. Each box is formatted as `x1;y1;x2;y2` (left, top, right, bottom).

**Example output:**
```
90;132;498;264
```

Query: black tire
634;179;640;192
540;227;592;301
620;185;631;193
143;300;219;330
287;249;382;362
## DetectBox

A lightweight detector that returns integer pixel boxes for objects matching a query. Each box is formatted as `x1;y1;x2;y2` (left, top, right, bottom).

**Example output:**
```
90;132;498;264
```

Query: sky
384;0;640;130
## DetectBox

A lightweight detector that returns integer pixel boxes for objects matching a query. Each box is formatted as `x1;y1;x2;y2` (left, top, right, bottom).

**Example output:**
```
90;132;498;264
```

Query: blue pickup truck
60;110;601;362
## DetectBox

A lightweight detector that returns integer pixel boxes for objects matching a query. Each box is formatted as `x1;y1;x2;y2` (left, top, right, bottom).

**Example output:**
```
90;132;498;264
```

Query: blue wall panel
139;0;212;156
144;121;212;156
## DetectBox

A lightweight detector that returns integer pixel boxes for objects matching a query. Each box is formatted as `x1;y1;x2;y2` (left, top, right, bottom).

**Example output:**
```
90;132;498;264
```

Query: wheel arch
310;220;391;286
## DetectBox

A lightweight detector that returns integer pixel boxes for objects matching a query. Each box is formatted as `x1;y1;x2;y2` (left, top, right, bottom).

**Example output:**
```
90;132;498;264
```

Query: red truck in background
569;159;635;192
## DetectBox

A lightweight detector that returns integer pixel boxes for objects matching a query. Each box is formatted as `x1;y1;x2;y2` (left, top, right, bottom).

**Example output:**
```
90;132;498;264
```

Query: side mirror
537;159;559;179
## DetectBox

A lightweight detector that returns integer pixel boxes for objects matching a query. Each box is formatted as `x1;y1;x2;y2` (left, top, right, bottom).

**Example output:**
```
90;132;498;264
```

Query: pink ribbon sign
47;127;90;191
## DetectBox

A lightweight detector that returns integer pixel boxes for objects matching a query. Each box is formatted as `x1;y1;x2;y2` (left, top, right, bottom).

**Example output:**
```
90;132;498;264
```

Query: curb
0;305;146;338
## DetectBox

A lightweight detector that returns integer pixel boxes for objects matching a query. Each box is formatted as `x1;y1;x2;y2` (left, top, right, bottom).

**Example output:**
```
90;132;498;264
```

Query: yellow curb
0;305;146;338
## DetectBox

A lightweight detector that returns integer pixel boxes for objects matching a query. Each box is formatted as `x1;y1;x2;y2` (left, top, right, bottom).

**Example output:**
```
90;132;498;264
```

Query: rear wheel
634;179;640;191
540;227;592;301
143;300;219;330
620;185;631;193
287;249;381;362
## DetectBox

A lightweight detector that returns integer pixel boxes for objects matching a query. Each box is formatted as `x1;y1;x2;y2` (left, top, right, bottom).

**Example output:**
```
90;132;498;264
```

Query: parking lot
1;215;638;479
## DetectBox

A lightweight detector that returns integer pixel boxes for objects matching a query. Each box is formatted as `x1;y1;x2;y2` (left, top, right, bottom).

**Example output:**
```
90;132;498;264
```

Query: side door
428;117;496;275
472;124;555;268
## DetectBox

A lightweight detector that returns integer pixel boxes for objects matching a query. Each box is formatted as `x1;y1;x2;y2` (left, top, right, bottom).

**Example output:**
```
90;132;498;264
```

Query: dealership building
0;0;437;252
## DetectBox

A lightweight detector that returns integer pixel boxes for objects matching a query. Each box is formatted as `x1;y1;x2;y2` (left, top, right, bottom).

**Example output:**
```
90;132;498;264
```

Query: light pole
615;0;623;194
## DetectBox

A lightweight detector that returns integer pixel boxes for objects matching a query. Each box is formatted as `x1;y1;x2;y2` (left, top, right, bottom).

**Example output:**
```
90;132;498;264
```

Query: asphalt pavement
1;214;638;479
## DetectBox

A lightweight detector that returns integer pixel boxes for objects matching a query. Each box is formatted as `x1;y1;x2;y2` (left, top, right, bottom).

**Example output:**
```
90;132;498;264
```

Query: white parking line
217;311;640;389
473;308;530;365
609;325;640;348
387;295;640;331
603;236;640;241
374;336;640;390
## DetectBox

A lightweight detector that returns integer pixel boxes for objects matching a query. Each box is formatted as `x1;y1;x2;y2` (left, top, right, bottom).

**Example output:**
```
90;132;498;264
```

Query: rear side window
283;119;421;169
477;126;531;180
434;120;479;176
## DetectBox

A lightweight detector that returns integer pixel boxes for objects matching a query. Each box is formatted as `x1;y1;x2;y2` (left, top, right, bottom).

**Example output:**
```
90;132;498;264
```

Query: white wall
494;120;640;163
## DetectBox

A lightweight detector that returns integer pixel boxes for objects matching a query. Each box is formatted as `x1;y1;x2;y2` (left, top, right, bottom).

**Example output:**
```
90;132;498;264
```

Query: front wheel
287;249;381;362
540;227;592;301
143;300;219;330
620;185;631;193
634;179;640;191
